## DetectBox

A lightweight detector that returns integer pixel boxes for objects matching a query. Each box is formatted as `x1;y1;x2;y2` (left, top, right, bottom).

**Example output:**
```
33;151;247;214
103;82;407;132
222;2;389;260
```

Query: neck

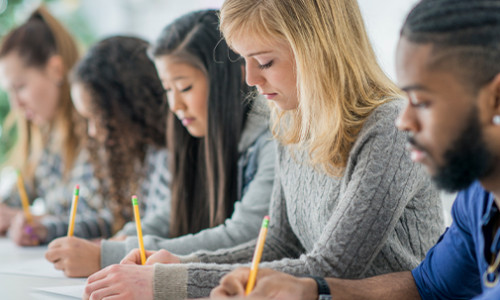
480;173;500;210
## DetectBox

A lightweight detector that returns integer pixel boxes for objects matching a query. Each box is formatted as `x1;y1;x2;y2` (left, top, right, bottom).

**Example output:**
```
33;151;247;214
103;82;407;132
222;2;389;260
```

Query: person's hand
0;203;21;235
45;236;101;277
9;212;47;246
121;249;181;265
83;264;154;300
210;268;317;300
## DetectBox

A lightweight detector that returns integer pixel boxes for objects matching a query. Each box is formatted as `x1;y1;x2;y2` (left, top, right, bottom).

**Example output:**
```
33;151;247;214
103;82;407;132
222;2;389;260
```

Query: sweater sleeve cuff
153;263;188;300
101;240;128;267
40;218;64;244
179;254;201;264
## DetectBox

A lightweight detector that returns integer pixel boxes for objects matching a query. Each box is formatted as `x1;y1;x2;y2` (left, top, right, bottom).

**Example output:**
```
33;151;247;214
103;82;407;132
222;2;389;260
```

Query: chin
274;100;298;111
187;129;206;138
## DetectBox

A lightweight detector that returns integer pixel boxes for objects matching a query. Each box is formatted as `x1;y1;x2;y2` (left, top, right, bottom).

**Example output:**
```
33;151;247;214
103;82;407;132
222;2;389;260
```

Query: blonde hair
220;0;402;176
1;6;82;183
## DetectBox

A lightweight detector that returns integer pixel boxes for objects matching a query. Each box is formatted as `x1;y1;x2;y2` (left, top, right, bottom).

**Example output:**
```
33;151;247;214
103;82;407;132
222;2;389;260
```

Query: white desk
0;238;86;299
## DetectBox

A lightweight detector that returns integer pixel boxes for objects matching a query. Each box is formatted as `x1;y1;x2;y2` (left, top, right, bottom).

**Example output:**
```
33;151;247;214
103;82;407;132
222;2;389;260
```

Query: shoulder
362;98;404;134
145;146;168;164
353;98;406;151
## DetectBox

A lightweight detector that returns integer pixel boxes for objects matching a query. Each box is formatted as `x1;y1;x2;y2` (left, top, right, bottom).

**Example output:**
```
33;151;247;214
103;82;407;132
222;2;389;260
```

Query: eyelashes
258;60;273;70
181;85;192;92
164;85;193;94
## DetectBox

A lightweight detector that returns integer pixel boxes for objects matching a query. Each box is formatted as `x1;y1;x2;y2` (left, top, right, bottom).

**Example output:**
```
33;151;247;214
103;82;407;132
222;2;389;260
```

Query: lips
181;118;195;126
406;143;427;163
262;93;278;100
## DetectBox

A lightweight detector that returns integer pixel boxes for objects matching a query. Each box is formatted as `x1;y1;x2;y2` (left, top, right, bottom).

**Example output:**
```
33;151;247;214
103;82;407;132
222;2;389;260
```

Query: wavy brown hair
0;6;83;185
71;36;167;232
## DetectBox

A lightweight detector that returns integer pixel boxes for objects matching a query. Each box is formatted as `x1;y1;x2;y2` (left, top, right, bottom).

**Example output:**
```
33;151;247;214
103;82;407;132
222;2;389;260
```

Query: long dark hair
72;36;167;232
151;10;252;237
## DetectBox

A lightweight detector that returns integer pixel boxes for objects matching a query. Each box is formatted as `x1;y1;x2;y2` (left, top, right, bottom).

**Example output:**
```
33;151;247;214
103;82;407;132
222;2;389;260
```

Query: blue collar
481;192;500;253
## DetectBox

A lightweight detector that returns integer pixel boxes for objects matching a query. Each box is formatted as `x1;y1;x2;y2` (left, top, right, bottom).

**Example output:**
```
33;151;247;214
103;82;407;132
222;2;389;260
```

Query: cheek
420;114;450;164
33;80;60;114
192;90;208;119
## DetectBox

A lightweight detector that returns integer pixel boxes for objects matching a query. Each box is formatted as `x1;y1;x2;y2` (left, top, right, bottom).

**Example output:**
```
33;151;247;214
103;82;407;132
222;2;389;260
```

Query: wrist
303;276;332;300
300;277;319;300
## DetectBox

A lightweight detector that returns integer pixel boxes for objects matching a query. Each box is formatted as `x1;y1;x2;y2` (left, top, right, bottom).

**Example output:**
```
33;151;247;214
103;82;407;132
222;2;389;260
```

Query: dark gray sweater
152;99;444;299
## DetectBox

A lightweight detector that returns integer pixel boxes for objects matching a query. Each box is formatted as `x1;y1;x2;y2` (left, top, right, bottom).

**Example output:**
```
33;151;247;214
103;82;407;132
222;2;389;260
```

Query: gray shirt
101;99;276;266
151;99;445;299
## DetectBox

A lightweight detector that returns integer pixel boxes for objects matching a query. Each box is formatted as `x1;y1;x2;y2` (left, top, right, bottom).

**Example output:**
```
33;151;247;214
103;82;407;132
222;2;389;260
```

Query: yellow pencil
245;215;270;295
132;195;146;265
67;184;80;237
16;170;32;224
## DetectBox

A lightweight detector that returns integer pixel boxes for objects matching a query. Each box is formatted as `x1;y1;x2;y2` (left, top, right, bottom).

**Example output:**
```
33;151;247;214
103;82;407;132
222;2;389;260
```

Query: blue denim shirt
237;129;271;200
412;181;500;299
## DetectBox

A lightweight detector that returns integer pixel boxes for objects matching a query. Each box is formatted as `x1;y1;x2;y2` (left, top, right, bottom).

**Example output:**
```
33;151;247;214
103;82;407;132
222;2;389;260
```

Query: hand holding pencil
9;170;45;246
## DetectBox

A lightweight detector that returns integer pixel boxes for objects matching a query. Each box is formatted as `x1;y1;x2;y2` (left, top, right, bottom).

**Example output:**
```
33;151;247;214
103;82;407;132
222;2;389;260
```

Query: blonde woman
0;7;106;245
83;1;444;299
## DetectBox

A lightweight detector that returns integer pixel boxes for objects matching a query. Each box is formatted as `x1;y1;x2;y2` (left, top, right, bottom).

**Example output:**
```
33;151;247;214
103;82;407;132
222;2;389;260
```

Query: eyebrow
400;84;432;93
171;76;188;81
247;51;273;57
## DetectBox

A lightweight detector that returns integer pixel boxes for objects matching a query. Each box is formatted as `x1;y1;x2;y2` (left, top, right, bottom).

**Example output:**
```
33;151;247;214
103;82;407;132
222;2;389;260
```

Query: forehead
396;37;477;108
229;32;288;57
0;52;43;88
71;82;94;118
154;56;205;81
395;38;435;85
0;52;26;78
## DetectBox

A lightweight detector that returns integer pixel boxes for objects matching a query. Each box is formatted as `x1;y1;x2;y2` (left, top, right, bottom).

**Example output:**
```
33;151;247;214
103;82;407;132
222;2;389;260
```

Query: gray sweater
151;100;444;299
101;100;276;266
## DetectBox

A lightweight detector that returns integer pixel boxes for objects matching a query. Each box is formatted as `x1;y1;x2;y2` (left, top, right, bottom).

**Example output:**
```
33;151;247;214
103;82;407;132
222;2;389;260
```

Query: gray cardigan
101;100;276;266
150;99;445;299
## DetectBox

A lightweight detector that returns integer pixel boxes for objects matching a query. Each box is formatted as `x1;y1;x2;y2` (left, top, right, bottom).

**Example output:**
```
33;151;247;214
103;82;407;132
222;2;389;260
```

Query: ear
45;55;65;85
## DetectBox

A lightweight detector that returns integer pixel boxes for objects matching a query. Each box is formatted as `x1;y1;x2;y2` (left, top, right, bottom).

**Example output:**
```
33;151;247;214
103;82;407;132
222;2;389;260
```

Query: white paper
0;258;65;278
33;284;85;299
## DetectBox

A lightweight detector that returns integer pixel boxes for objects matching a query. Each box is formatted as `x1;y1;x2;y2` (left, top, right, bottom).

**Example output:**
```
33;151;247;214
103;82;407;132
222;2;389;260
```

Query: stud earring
493;115;500;125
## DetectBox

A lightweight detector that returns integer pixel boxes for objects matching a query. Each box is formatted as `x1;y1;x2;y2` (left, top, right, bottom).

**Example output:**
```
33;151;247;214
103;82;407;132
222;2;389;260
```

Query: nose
167;89;186;113
245;63;264;87
395;102;420;134
10;91;25;110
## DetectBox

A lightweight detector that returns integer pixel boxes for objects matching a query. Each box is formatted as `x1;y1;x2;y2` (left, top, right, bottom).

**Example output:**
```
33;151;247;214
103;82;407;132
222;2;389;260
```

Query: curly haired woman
43;36;170;276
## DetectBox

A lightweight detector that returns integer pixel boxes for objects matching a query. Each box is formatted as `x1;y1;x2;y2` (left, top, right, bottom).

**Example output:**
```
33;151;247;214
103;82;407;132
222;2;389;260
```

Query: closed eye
258;61;273;70
181;85;192;92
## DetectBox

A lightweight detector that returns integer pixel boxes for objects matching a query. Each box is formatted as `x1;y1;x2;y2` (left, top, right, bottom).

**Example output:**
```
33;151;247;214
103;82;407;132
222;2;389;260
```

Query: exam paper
32;284;85;299
0;258;65;278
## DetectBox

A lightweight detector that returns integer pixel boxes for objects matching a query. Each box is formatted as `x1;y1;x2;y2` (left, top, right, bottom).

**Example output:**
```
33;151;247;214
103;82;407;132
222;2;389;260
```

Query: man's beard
410;107;495;192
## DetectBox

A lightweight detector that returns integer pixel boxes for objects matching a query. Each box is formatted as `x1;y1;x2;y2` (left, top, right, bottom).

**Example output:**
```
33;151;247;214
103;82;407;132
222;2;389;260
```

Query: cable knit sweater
152;99;445;299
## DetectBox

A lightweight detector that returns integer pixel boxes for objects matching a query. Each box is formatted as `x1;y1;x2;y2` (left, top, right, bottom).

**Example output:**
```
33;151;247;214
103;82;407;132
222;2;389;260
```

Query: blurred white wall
73;0;418;79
